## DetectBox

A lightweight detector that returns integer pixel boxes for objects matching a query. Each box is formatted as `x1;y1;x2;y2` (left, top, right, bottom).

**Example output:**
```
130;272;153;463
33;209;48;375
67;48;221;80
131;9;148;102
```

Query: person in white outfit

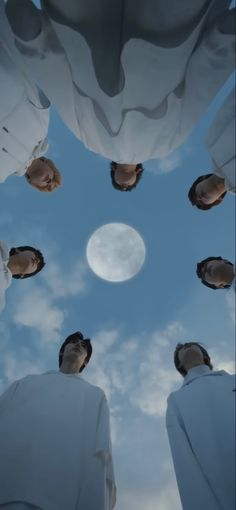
0;1;61;192
0;331;116;510
196;256;235;289
166;342;235;510
4;0;235;191
188;87;235;210
0;240;45;313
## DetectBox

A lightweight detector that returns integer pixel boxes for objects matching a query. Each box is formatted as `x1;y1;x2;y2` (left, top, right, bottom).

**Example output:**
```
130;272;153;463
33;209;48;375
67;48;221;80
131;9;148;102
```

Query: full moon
86;223;146;282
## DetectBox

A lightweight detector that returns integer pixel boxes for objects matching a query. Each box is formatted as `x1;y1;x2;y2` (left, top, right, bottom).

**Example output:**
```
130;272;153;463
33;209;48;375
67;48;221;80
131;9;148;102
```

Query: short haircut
58;331;92;372
196;256;233;290
188;173;227;210
26;157;62;192
9;246;45;279
174;342;213;377
110;162;144;191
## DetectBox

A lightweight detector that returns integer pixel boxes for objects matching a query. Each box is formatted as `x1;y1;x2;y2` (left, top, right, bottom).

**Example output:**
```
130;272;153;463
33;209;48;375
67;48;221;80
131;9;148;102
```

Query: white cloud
43;260;88;298
117;482;181;510
158;152;183;173
146;144;192;176
146;152;182;176
2;350;43;384
130;323;183;416
216;359;235;373
13;284;64;343
226;290;235;326
86;322;184;417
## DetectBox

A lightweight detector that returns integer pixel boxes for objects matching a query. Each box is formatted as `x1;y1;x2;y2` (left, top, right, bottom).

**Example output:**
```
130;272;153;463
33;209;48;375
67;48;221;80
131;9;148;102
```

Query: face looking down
202;259;234;289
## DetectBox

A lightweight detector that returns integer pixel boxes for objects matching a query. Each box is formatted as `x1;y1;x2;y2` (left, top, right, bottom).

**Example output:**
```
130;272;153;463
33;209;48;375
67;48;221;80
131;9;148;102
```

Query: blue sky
0;44;235;510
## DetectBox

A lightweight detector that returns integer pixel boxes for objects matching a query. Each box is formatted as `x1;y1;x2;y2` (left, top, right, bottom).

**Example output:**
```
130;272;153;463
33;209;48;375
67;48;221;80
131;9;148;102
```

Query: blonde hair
27;158;62;192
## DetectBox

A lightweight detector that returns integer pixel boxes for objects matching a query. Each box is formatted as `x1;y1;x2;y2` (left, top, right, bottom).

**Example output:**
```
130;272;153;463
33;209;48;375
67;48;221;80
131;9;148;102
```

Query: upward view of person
0;1;61;191
0;240;45;313
0;2;235;509
166;342;235;510
188;87;235;210
4;0;235;190
0;332;116;510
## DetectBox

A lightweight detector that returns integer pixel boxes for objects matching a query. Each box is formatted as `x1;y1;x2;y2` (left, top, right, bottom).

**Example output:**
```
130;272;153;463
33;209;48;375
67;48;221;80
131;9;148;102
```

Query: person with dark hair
188;173;228;210
0;240;45;312
196;256;235;289
166;342;235;510
110;162;144;191
188;87;235;210
5;0;235;178
0;3;61;192
0;331;116;510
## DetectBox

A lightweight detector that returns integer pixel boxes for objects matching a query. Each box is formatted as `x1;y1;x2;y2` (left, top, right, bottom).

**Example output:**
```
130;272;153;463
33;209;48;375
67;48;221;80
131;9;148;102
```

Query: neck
119;164;137;173
185;360;205;373
7;255;20;276
210;174;226;193
226;265;235;284
60;360;82;374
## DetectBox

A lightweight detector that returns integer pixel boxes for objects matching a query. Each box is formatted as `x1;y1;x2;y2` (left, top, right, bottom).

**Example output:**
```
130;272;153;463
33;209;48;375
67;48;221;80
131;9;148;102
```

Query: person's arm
0;380;20;415
5;0;42;41
206;87;235;193
174;8;235;145
166;394;220;509
95;394;116;510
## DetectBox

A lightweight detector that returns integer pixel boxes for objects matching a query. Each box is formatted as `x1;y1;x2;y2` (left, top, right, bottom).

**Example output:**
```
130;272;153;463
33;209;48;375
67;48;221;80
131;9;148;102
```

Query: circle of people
0;1;235;510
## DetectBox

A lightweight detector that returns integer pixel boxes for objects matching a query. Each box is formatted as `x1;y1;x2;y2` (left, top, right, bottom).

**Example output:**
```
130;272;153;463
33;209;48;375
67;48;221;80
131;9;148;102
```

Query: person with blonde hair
4;0;235;191
0;1;61;192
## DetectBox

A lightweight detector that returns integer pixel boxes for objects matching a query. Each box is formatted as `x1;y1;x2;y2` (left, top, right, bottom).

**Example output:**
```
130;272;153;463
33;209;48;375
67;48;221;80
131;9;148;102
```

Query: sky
0;6;235;510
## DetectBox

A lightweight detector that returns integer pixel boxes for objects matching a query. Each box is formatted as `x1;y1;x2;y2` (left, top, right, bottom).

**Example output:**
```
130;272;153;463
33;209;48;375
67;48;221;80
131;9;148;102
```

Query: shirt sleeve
166;394;221;509
5;0;43;42
206;87;235;193
95;393;116;509
0;380;20;415
174;8;235;147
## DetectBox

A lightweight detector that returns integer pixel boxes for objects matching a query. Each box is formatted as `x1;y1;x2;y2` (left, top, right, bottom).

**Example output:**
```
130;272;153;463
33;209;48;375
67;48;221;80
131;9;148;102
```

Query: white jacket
0;3;49;183
0;240;12;313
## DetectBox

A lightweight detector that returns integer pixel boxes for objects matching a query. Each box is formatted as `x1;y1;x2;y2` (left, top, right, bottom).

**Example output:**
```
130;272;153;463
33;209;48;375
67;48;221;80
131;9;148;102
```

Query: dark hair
174;342;213;377
188;173;227;210
110;162;144;191
196;256;233;290
58;332;92;372
9;246;45;279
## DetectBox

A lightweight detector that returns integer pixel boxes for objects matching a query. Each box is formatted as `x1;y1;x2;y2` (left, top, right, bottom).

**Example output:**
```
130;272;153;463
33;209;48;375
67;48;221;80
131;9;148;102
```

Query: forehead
17;249;35;256
177;343;201;355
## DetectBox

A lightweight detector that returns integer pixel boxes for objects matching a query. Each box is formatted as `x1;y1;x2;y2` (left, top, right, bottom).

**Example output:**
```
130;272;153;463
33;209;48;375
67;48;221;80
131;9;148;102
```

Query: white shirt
207;86;235;193
0;240;12;313
166;365;235;510
6;0;235;163
0;3;50;183
0;371;116;510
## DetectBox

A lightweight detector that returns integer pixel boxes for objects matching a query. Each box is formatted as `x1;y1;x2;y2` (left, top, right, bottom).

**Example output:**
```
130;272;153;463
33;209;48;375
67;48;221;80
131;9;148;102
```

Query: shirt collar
182;364;211;386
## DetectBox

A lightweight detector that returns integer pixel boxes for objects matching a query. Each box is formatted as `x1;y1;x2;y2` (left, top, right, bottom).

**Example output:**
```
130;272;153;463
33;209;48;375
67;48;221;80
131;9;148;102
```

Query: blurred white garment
207;86;236;193
0;2;49;183
5;0;235;163
0;240;12;313
0;371;116;510
166;365;235;510
0;504;40;509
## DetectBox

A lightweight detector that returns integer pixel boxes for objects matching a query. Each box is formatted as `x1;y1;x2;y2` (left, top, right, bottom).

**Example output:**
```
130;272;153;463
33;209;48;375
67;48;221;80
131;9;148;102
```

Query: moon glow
86;223;146;282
